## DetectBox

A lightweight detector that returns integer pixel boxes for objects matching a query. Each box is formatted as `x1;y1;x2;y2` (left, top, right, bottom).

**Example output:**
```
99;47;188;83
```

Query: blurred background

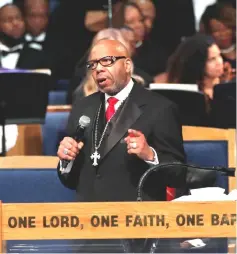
0;0;236;155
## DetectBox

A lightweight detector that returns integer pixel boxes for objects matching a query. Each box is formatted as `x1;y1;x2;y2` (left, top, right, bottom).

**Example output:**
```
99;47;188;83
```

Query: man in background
23;0;49;51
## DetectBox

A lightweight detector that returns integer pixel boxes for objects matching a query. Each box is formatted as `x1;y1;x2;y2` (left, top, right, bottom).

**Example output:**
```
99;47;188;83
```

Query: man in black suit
57;39;186;252
23;0;49;52
57;39;185;203
0;3;50;70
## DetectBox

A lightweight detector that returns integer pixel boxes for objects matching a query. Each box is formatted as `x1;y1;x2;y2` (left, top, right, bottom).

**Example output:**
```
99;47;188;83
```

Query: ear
124;58;132;74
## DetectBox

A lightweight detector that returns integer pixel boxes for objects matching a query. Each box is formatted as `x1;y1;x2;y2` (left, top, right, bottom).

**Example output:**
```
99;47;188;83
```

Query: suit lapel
100;84;147;160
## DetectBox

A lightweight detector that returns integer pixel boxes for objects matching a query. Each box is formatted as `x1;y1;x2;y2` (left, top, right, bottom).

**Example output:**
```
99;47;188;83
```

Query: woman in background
120;1;168;78
200;2;236;81
167;34;224;102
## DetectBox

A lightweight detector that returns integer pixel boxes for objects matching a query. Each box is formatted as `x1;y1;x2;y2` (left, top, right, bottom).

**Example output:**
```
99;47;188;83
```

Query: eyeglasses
86;56;126;70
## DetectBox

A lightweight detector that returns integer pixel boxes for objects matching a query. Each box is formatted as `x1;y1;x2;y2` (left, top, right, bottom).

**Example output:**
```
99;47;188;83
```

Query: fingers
57;137;84;161
128;129;142;137
127;144;138;154
124;129;142;143
124;129;152;160
127;141;138;151
124;129;144;154
78;142;84;150
58;144;77;160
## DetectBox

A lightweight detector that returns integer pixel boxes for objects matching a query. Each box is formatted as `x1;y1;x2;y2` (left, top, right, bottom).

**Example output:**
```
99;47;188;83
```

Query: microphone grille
79;115;91;127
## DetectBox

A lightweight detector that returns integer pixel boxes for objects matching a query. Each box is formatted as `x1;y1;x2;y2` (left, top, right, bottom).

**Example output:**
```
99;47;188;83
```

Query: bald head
90;39;130;59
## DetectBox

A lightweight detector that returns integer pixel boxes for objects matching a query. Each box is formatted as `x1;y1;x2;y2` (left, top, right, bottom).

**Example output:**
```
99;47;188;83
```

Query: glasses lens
86;61;96;70
100;56;114;66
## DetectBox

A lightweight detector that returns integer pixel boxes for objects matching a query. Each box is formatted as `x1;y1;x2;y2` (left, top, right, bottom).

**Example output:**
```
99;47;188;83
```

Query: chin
105;90;118;96
102;87;120;96
99;88;113;95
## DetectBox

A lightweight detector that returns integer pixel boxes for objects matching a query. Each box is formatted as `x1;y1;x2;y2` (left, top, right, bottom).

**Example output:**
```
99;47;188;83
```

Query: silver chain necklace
90;100;125;166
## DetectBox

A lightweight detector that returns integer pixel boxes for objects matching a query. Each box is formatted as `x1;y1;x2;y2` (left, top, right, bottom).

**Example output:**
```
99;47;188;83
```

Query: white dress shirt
0;42;23;69
104;78;134;110
60;79;158;173
25;32;46;51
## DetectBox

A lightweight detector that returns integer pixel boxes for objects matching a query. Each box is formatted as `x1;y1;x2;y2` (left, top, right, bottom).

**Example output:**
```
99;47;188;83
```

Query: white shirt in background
192;0;217;31
0;42;23;69
0;125;18;153
25;32;46;51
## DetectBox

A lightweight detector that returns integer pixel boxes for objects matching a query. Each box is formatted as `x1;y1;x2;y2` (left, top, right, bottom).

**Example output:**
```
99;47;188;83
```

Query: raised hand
124;129;154;161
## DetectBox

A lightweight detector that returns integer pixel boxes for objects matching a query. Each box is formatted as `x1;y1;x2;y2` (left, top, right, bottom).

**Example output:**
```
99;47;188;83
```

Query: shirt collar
0;42;23;52
105;79;134;103
25;32;46;42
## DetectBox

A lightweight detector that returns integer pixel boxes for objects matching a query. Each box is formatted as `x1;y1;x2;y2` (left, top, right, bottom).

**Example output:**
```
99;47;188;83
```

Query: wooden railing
0;201;236;252
0;154;235;252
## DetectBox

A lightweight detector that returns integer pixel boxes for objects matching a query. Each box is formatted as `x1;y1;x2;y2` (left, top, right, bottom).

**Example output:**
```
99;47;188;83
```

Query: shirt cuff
145;146;159;165
59;160;74;174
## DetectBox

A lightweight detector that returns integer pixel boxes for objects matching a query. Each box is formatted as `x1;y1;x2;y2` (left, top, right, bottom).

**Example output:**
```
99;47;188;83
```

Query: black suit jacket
0;44;51;70
58;83;185;202
152;0;196;56
16;45;51;70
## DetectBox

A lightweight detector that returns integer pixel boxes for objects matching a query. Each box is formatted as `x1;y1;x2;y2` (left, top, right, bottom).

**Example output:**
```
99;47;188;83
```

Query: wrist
146;147;155;161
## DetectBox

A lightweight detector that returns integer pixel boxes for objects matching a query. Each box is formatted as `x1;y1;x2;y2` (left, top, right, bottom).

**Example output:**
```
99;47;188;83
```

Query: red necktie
106;97;119;121
166;187;176;201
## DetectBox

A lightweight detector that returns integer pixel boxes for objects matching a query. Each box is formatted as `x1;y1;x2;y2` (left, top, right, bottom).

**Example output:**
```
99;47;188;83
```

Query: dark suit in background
16;44;51;69
151;0;196;56
0;43;52;69
151;0;235;57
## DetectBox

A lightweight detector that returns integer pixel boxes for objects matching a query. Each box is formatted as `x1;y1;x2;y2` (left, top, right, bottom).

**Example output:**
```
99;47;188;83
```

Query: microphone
136;162;235;201
61;115;91;170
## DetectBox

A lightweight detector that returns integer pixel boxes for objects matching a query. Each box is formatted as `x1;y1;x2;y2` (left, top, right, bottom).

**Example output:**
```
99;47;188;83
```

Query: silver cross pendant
90;150;100;166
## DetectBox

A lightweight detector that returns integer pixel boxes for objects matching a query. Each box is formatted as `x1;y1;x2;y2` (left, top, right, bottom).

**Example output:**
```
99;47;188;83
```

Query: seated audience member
122;1;146;47
120;25;153;85
166;34;225;108
120;25;136;56
67;28;153;104
23;0;49;51
0;3;25;69
122;1;168;78
200;2;236;81
130;0;156;37
0;3;50;70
